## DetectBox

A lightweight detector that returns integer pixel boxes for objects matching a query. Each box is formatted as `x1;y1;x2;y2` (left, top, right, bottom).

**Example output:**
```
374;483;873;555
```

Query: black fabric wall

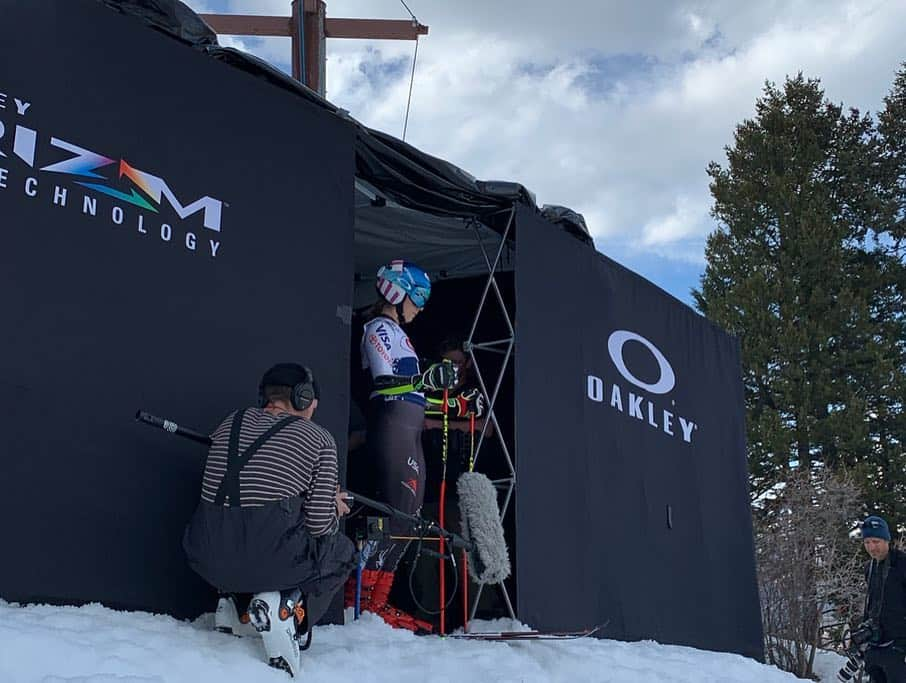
0;1;355;618
514;206;763;658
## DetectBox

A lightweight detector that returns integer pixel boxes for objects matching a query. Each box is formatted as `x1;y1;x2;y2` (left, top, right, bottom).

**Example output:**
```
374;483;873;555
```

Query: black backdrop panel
0;1;355;618
515;206;763;658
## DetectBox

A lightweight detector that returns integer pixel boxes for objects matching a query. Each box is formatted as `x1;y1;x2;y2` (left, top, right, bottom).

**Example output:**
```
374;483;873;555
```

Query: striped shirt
200;408;339;537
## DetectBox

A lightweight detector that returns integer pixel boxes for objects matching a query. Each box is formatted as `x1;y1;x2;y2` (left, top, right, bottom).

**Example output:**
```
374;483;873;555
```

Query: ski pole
354;538;364;620
439;386;449;635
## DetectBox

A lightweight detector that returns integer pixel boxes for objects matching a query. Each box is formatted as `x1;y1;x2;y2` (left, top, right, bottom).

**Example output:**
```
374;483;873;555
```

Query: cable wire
398;0;420;141
407;525;459;616
402;36;419;141
398;0;416;20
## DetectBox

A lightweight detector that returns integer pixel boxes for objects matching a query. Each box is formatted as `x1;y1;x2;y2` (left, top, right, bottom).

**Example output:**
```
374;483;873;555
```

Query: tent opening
348;197;518;629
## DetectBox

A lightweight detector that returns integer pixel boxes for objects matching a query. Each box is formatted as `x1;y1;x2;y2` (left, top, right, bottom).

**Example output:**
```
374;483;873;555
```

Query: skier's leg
363;401;425;573
355;401;430;632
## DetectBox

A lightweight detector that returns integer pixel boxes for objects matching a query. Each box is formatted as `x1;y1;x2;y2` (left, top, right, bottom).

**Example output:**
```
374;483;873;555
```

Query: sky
182;0;905;306
0;600;849;682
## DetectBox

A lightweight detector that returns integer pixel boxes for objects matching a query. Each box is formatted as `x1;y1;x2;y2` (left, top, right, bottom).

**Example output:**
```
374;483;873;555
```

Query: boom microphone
340;481;510;585
134;410;511;584
457;472;511;585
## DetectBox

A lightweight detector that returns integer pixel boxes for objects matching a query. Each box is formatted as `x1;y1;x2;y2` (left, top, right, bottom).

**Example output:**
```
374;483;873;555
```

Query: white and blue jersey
361;316;426;406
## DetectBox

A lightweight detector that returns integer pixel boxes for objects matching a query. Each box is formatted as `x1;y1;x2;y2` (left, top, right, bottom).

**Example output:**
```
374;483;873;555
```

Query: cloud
642;195;712;250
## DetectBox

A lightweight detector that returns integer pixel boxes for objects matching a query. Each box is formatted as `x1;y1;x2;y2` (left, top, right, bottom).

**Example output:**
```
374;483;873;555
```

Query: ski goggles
408;285;430;308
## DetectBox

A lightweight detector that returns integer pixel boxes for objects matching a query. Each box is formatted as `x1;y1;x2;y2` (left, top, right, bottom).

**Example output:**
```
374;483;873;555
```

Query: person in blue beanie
858;515;906;683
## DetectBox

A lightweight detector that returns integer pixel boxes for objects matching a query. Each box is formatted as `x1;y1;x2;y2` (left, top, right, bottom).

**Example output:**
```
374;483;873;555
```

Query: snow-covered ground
0;600;847;682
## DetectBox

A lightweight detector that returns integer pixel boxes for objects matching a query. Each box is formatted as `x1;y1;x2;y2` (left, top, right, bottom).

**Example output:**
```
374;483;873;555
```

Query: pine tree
879;64;906;250
694;73;905;519
871;63;906;520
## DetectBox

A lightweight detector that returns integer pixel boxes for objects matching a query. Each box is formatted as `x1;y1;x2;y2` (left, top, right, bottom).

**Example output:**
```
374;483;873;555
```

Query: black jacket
864;546;906;644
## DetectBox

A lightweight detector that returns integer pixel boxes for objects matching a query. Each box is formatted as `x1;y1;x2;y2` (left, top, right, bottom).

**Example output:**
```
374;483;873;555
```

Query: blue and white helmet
376;260;431;308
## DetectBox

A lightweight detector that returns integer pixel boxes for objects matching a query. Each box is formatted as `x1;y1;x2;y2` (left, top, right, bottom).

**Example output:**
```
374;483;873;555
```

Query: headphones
257;363;317;412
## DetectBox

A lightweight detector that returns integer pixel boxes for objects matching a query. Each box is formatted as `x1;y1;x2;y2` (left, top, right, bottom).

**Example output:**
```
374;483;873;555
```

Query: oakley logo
607;330;675;395
587;329;697;444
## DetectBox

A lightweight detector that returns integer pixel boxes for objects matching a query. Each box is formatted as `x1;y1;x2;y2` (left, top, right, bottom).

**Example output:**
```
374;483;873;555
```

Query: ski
447;624;604;641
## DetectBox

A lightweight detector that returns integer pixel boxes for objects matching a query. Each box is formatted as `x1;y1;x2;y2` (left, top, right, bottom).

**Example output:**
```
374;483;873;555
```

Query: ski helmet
375;260;431;308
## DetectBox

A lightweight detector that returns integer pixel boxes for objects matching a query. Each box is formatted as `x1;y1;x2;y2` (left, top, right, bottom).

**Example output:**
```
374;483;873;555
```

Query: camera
850;619;880;649
836;652;863;682
835;619;879;682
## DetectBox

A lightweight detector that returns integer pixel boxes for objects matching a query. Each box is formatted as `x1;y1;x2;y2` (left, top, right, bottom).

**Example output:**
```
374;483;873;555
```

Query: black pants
363;399;425;573
864;645;906;683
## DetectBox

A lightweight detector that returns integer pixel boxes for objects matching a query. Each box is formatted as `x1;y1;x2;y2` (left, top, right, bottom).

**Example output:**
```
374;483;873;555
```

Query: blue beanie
861;516;891;541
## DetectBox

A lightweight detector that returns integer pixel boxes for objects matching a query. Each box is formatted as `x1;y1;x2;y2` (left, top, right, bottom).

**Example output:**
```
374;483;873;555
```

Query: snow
0;600;847;682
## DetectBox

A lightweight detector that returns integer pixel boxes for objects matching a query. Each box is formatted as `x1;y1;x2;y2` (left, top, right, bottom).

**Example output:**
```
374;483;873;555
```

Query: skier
345;260;457;632
183;363;356;677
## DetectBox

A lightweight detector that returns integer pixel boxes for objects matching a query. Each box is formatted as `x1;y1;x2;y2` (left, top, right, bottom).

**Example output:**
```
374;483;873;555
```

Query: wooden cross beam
199;0;428;96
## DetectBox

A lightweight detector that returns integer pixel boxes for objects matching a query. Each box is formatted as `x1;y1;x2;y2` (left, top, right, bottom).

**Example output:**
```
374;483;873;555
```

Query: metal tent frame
463;208;517;622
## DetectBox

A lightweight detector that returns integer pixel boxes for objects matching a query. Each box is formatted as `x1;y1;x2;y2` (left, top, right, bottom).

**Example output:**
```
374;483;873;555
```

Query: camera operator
856;515;906;683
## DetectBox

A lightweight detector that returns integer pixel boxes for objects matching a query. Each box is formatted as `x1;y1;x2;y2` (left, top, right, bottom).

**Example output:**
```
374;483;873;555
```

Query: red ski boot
346;569;433;634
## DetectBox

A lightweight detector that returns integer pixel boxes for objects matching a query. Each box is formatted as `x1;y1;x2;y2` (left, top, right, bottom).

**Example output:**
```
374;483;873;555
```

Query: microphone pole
134;410;477;554
135;411;212;447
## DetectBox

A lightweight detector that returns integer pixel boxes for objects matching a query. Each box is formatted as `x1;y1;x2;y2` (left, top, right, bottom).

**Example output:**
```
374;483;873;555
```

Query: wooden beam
198;9;428;93
198;14;428;41
198;14;292;37
324;18;428;40
290;2;302;82
304;0;327;95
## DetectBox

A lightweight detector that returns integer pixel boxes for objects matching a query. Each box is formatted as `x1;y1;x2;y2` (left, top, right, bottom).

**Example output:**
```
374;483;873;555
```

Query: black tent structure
0;0;764;660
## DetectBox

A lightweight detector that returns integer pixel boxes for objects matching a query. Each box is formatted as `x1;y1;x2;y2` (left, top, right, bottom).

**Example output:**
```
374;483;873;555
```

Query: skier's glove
452;389;485;417
415;360;458;392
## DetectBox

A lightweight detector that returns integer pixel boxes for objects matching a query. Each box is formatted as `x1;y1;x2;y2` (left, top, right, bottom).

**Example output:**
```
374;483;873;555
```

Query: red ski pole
439;386;449;635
